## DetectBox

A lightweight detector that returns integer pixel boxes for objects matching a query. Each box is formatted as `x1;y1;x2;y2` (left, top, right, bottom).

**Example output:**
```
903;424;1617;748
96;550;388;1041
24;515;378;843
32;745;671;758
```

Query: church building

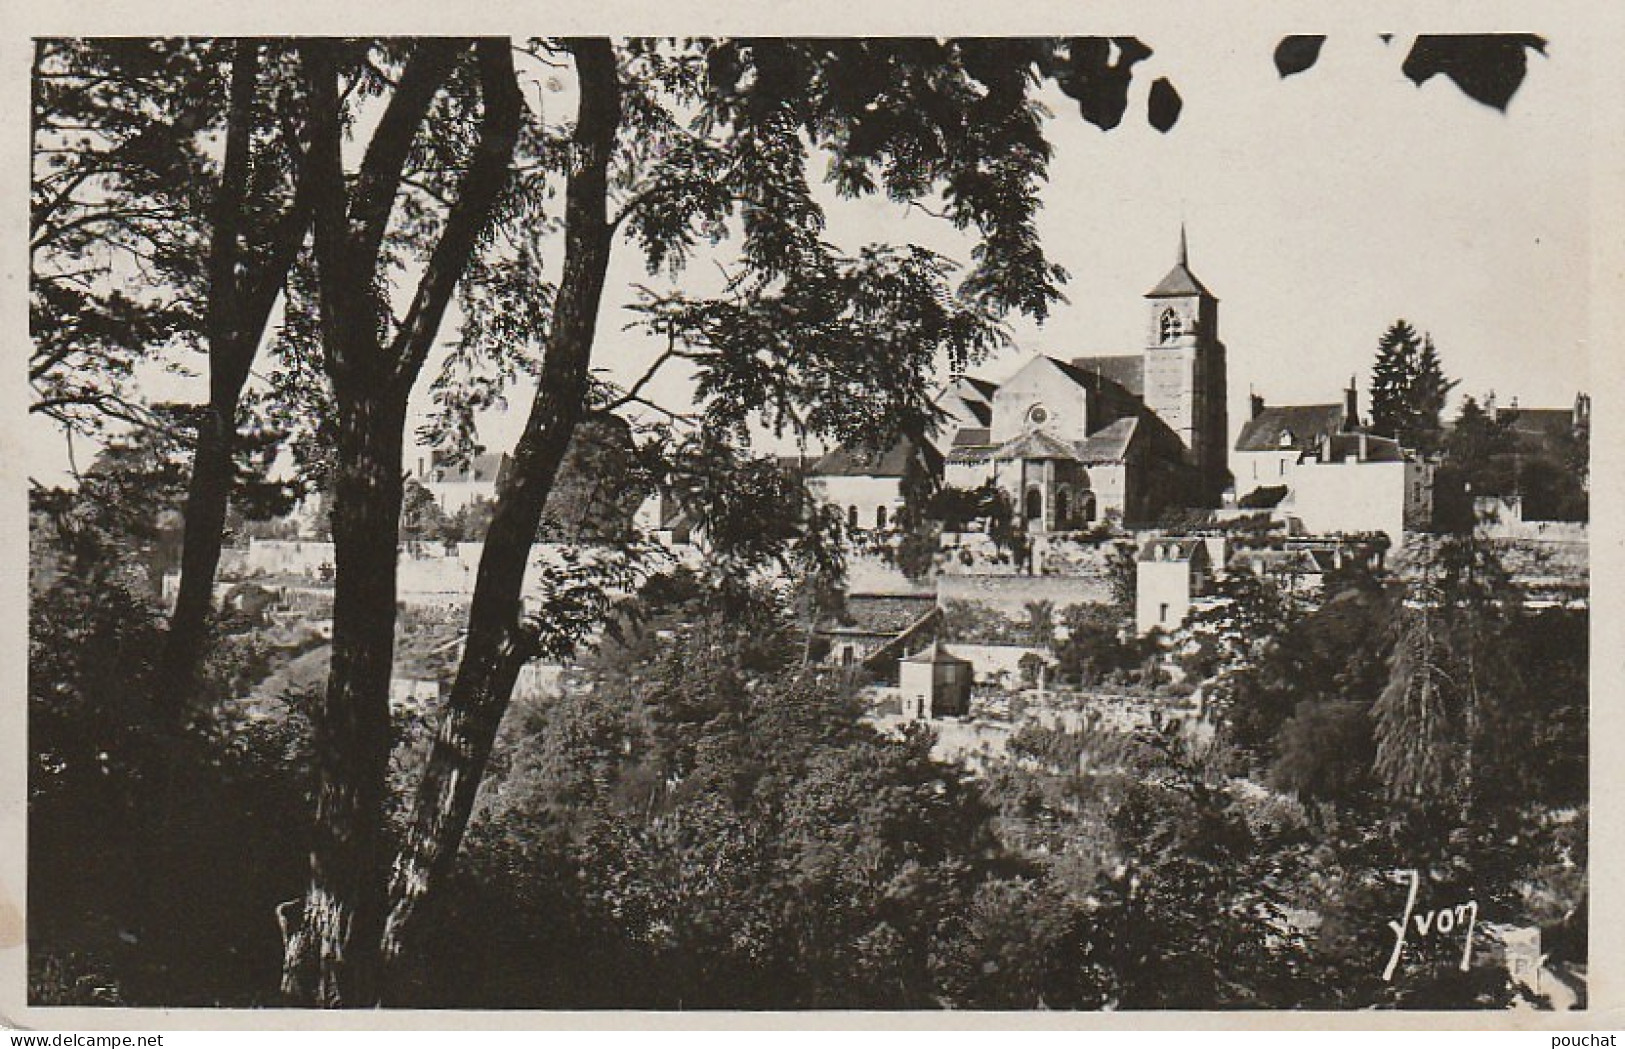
939;232;1230;527
807;234;1231;530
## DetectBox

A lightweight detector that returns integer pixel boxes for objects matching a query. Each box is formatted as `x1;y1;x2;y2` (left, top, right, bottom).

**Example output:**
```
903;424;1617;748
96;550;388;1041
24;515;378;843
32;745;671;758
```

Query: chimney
1575;392;1591;429
1249;388;1265;420
1344;376;1360;431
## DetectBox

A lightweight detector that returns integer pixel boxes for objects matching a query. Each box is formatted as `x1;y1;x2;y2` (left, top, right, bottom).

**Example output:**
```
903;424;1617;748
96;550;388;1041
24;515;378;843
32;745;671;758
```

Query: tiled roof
946;443;998;465
829;593;939;636
991;428;1084;463
950;398;993;426
1069;354;1146;397
1229;547;1330;576
1235;404;1346;452
1074;417;1139;463
951;427;992;447
1048;355;1107;391
809;435;942;478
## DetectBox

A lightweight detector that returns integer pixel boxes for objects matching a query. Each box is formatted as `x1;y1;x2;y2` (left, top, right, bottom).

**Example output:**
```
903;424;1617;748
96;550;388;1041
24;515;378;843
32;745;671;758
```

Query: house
819;593;941;671
412;450;511;513
1233;382;1359;501
1135;537;1214;635
898;641;974;720
1226;545;1340;598
804;434;941;534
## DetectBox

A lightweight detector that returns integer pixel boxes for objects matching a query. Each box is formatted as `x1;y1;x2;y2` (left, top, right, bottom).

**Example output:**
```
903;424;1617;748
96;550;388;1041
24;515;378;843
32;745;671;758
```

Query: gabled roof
1235;404;1346;453
1048;355;1107;390
991;428;1083;463
1074;417;1140;463
1069;354;1146;398
1229;547;1331;577
952;375;1000;403
809;435;942;478
951;427;992;448
948;398;993;427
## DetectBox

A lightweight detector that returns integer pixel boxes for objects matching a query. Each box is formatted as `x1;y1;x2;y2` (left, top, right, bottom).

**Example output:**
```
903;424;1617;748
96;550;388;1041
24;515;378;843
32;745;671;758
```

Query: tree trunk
154;40;259;712
159;38;313;712
281;37;521;1006
157;405;235;705
282;391;406;1007
380;39;621;983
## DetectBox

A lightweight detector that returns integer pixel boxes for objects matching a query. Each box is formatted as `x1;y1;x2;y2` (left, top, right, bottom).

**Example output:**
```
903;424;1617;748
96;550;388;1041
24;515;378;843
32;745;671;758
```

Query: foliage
537;415;653;543
29;544;316;1005
940;600;1025;646
1238;484;1288;509
1368;319;1454;454
30;39;218;437
1051;603;1142;688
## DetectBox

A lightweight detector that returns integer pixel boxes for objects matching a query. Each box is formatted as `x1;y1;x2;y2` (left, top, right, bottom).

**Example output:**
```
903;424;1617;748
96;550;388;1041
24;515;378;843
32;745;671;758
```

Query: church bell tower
1142;227;1229;505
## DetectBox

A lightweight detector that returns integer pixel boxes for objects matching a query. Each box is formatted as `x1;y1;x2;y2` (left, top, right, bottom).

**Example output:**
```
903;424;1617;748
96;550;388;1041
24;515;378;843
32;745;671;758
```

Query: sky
23;28;1597;480
470;29;1595;461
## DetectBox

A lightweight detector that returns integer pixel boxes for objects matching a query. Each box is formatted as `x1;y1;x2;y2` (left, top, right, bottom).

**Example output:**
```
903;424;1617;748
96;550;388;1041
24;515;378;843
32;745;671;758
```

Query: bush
1238;485;1288;509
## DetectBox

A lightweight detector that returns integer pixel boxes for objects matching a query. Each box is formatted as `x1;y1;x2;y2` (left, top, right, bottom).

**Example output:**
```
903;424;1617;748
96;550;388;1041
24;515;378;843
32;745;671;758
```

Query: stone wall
937;573;1114;617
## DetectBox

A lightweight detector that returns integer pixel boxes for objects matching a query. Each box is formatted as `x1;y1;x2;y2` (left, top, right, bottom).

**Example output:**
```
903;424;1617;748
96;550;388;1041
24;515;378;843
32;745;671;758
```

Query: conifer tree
1368;319;1420;441
1369;320;1454;452
1410;333;1455;454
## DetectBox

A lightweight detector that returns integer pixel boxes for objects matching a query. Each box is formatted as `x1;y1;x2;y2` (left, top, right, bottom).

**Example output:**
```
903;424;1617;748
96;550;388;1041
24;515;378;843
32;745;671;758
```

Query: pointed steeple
1147;225;1214;299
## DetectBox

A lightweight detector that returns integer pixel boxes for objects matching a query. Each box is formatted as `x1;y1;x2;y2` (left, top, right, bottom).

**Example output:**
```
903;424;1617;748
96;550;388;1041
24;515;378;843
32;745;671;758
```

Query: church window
1160;308;1183;343
876;505;888;530
1055;490;1070;528
1159;602;1170;623
848;505;859;530
1025;488;1043;521
1027;404;1050;426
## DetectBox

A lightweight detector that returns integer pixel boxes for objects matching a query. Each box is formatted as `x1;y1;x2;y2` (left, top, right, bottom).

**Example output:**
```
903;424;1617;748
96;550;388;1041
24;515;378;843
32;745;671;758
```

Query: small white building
898;641;974;720
1136;537;1213;635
